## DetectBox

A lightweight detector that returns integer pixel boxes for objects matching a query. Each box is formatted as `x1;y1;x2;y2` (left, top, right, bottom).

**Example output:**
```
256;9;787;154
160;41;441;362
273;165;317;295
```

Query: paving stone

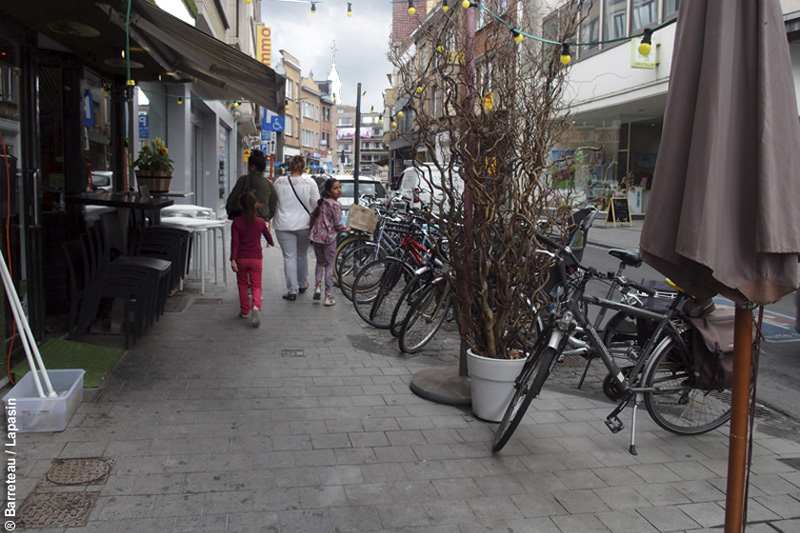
596;509;660;533
551;512;614;532
678;501;725;529
328;505;383;532
553;488;610;514
638;506;701;532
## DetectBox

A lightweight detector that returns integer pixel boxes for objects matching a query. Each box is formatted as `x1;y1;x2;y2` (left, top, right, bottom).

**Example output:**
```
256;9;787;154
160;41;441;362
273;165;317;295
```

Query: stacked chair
62;211;191;348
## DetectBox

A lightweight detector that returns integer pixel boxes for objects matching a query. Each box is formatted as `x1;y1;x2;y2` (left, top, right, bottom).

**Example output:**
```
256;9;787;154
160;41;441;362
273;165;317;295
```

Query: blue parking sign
138;114;149;138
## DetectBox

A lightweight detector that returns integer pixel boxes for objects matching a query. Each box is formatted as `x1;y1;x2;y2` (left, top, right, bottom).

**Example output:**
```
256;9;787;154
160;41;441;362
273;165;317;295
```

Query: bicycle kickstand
627;392;644;456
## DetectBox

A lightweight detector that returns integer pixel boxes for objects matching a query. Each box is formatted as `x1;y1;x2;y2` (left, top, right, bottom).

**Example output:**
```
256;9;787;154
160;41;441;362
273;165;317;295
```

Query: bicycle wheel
390;271;433;337
338;243;384;301
398;281;451;353
352;258;413;328
643;335;732;435
492;338;560;452
602;311;640;362
333;236;371;285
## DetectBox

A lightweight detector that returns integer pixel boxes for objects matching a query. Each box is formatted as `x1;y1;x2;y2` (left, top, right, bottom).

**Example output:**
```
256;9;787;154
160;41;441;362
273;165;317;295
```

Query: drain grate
42;458;115;487
282;349;305;357
194;298;224;305
178;287;202;295
18;491;100;528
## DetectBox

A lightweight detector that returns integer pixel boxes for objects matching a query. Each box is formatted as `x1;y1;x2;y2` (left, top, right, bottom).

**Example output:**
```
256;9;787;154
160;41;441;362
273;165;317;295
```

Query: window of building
338;118;353;127
285;79;292;100
285;116;293;137
322;107;331;122
664;0;679;18
632;0;657;32
580;1;601;57
321;131;330;147
604;0;627;42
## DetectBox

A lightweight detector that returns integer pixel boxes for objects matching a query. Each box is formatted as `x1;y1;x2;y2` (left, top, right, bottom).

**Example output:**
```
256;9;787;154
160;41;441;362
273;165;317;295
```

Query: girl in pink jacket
309;178;349;306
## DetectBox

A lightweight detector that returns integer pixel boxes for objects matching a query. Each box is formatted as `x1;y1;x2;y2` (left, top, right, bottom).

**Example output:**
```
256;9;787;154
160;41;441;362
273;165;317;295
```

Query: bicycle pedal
605;416;624;433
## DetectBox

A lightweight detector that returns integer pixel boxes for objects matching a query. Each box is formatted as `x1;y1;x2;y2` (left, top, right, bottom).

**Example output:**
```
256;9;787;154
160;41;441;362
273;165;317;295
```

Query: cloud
262;0;393;111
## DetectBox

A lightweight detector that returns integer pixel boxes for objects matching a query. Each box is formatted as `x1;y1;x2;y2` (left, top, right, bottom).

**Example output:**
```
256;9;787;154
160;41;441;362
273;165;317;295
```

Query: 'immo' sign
257;25;272;68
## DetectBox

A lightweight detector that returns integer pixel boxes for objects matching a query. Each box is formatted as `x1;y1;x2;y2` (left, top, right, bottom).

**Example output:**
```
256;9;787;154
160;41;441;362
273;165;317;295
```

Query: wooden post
724;304;754;532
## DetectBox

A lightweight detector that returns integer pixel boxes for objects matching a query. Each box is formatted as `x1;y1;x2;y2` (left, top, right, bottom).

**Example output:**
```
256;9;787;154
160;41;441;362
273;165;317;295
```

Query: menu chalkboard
605;197;632;227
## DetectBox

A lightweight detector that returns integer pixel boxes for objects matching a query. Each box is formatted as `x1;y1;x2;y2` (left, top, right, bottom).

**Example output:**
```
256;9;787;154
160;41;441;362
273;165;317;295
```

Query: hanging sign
243;149;251;164
631;38;656;69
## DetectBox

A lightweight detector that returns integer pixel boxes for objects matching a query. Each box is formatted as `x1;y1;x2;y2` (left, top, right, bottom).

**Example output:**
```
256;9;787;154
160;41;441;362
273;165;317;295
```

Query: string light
311;1;316;14
397;110;405;119
560;43;571;65
511;28;523;43
391;120;397;129
442;1;448;12
407;1;415;15
233;102;240;108
437;44;444;53
177;97;184;105
462;1;471;8
347;3;352;16
638;28;653;56
415;86;423;94
378;115;383;124
244;0;252;4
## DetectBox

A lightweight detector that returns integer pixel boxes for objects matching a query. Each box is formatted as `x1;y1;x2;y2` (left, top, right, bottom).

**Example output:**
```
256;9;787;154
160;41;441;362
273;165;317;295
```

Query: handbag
287;176;311;216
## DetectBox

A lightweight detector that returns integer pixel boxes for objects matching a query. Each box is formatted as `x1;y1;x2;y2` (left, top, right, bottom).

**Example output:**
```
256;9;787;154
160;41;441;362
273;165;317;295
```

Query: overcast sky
261;0;394;112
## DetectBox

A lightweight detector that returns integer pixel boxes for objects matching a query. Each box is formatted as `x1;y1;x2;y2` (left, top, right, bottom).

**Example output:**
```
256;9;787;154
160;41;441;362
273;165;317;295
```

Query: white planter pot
466;349;526;422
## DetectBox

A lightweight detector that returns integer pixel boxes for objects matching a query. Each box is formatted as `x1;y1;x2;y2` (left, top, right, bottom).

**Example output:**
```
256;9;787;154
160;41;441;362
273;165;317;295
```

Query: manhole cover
18;491;100;528
194;298;224;305
281;349;305;357
43;458;114;486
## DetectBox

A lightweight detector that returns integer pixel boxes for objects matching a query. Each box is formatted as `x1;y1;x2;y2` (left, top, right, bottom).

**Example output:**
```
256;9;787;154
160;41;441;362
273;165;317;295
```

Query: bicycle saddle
608;248;643;267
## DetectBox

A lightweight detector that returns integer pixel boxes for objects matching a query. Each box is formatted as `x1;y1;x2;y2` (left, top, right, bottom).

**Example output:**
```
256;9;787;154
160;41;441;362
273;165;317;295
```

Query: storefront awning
0;0;285;112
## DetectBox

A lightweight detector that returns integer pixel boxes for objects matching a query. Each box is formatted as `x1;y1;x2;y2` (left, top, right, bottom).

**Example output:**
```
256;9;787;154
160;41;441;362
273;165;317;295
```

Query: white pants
276;228;310;294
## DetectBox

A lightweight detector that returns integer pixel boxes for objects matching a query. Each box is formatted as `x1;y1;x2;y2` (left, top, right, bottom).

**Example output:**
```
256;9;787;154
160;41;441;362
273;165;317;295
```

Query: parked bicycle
492;232;737;455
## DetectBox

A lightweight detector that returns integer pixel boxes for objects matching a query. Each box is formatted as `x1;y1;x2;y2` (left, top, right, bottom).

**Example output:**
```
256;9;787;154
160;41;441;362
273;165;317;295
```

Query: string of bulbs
380;0;676;127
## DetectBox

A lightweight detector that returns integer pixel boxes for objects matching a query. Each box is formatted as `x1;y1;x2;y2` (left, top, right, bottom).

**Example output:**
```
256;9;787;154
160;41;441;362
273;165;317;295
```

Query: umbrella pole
724;304;754;533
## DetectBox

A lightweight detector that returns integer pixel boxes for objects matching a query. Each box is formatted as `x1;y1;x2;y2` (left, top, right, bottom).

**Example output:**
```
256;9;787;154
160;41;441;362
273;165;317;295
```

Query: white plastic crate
3;369;85;433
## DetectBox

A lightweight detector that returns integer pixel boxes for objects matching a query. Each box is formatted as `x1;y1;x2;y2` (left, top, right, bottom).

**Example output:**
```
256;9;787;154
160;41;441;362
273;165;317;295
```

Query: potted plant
134;137;174;193
391;2;582;420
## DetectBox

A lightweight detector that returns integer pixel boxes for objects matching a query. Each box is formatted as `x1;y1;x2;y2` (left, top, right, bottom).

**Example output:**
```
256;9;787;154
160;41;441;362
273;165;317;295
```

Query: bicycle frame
548;271;691;454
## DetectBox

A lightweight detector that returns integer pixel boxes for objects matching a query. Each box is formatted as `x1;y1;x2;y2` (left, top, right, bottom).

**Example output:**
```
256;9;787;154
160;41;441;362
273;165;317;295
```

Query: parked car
89;171;113;191
329;175;387;211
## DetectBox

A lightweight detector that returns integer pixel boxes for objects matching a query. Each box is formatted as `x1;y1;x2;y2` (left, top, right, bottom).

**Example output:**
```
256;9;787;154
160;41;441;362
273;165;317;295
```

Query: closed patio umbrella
639;1;800;530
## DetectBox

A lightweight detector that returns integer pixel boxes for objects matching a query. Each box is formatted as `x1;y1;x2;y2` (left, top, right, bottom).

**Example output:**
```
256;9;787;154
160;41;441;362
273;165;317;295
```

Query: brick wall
392;1;427;43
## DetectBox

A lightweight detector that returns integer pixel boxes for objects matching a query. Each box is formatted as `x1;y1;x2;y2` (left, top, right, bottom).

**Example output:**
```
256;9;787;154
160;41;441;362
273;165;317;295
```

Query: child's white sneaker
324;296;336;307
251;307;261;327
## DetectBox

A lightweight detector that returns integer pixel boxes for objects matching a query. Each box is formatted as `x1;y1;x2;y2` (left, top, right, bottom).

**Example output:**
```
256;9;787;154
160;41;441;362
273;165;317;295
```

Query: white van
399;163;463;214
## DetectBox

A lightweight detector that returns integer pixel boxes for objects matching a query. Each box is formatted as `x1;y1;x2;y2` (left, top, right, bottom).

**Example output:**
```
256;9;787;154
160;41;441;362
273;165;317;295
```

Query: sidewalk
6;227;800;532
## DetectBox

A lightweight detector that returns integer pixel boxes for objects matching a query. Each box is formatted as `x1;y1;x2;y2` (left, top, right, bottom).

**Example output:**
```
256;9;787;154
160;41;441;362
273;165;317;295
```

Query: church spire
327;41;343;105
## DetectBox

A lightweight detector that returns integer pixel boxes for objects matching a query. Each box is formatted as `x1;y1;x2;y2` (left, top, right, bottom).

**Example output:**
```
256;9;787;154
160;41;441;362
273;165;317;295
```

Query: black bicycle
492;233;735;454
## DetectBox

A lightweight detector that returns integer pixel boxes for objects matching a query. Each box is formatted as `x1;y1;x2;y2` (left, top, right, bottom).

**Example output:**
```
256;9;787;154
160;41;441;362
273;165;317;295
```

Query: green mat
11;339;125;388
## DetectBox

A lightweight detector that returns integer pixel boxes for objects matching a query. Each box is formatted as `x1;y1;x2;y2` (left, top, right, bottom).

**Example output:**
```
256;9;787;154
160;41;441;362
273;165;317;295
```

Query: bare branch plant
390;2;584;359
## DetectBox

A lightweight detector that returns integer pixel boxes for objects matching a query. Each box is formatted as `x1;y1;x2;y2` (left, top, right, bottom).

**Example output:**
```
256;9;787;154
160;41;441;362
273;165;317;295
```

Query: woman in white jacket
272;155;320;300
